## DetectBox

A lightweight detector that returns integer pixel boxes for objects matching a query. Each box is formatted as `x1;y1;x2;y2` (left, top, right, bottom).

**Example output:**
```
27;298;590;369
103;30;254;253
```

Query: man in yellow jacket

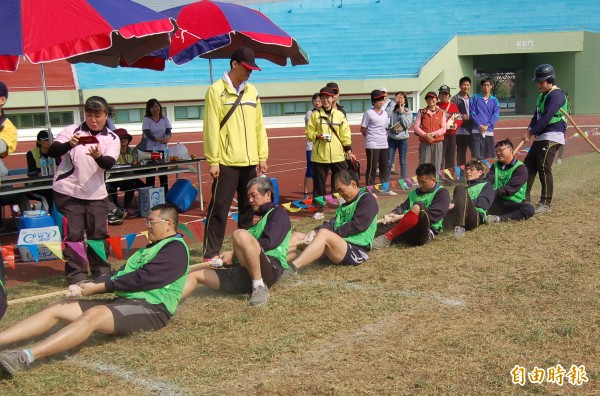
306;87;355;219
202;47;269;260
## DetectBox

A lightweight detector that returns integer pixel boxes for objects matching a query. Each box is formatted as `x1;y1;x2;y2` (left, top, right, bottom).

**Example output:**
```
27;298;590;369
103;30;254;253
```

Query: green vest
334;189;378;249
113;235;189;315
467;181;488;222
493;160;527;203
536;88;568;125
406;185;445;233
247;207;291;269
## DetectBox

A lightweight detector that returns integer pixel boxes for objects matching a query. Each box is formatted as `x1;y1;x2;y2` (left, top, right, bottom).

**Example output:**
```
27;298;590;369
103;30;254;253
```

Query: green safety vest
247;207;291;269
334;188;378;249
467;181;488;222
536;88;569;125
406;185;445;233
114;235;189;315
493;160;527;203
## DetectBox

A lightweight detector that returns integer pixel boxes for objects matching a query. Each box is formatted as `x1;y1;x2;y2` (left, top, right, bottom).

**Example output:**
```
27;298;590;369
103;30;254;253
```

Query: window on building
5;111;74;128
114;108;144;124
175;106;203;120
283;102;309;115
261;103;282;117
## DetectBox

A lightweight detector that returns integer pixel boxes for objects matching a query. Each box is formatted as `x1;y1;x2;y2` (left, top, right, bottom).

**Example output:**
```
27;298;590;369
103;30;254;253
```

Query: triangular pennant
313;196;326;206
1;245;15;270
524;147;530;152
399;179;408;190
42;242;64;262
189;221;204;239
107;236;123;260
282;202;302;212
460;165;465;170
455;166;461;179
231;213;239;222
87;239;107;261
366;185;374;192
437;170;445;180
65;241;87;264
140;231;150;242
18;244;39;262
302;198;313;205
324;194;337;204
444;169;454;180
201;218;207;225
573;132;579;138
482;159;492;168
390;180;397;189
404;177;413;186
178;224;193;239
374;183;383;191
124;233;137;253
292;200;309;209
381;182;390;191
308;205;318;212
412;176;418;183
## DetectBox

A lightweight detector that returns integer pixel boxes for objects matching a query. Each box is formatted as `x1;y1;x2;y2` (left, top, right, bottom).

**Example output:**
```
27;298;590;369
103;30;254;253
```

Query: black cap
533;64;555;82
438;85;451;94
370;89;386;102
37;130;49;141
319;87;336;97
0;81;8;99
326;82;339;93
231;46;261;71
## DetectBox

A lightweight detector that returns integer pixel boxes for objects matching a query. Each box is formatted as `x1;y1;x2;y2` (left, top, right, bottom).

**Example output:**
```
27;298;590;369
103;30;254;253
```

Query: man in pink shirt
413;91;446;172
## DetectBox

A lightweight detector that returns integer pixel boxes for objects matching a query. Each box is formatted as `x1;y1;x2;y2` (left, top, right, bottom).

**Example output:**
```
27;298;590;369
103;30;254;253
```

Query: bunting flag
230;213;239;222
107;236;123;260
404;177;413;186
87;239;107;261
399;179;408;190
202;218;207;225
382;182;390;191
308;205;318;212
1;245;15;270
19;244;39;262
444;169;454;180
481;159;492;168
140;231;150;242
124;233;137;253
282;202;302;212
42;242;64;262
437;170;445;180
292;200;309;209
455;166;462;179
65;241;87;264
302;198;313;205
178;224;193;239
389;180;397;189
324;194;337;204
189;221;204;239
333;193;342;199
374;183;382;191
313;196;326;206
366;185;374;192
412;176;418;183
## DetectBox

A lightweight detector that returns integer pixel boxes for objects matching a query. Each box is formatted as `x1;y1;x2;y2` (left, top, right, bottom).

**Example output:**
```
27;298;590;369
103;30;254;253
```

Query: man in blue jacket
470;78;500;160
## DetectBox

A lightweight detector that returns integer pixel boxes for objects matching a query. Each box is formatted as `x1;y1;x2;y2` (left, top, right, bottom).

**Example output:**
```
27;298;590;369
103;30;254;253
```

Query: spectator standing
380;86;394;115
326;82;347;118
386;92;412;180
451;77;473;166
49;96;120;285
303;93;321;199
470;78;500;160
202;47;268;260
437;85;462;174
413;91;446;171
139;98;172;193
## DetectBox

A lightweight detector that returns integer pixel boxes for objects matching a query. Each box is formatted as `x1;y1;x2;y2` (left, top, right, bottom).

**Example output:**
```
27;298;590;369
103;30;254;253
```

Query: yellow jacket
306;108;352;164
0;114;18;157
203;78;268;167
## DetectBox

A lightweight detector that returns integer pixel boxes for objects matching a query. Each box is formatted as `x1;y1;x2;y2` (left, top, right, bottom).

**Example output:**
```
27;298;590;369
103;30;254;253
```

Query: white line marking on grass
70;357;186;396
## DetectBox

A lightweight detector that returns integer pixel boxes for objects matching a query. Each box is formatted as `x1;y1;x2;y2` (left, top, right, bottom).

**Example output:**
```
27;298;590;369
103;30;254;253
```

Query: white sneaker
313;212;325;220
381;190;397;196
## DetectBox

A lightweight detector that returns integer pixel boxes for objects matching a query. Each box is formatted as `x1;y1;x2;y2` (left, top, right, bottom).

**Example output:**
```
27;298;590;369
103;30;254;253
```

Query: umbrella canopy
164;0;308;67
0;0;177;72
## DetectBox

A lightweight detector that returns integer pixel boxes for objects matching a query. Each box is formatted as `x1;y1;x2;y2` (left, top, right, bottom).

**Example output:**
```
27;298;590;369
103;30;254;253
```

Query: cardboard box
17;226;61;262
138;186;165;217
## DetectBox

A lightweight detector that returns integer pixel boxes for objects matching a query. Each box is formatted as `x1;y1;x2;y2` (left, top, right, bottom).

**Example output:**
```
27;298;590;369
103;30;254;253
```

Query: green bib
113;236;189;315
493;160;527;203
334;189;378;249
406;185;445;233
467;181;488;222
536;88;569;125
247;207;291;269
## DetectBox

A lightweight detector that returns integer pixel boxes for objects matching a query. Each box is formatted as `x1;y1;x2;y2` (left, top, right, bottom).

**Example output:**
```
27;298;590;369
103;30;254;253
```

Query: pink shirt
52;123;120;200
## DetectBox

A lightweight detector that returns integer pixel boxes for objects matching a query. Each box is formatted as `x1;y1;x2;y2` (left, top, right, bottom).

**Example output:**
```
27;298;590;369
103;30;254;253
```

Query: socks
385;210;419;241
23;349;34;363
252;279;265;289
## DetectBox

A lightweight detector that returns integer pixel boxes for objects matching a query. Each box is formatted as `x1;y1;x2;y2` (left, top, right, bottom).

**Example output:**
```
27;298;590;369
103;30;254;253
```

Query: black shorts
0;285;7;322
337;242;369;266
215;250;283;294
78;297;170;336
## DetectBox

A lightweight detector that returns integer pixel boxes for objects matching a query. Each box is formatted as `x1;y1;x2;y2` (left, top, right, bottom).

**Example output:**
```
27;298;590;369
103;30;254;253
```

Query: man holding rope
182;177;292;307
0;204;189;378
523;64;568;214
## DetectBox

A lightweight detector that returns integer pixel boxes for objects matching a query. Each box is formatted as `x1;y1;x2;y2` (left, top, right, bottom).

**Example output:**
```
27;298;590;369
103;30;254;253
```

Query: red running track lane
3;116;599;285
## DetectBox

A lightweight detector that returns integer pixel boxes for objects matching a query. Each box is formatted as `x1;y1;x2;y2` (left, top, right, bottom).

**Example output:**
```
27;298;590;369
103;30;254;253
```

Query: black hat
319;87;336;97
36;130;49;141
231;46;261;71
0;81;8;99
533;64;555;82
326;82;339;93
370;89;386;102
438;85;451;94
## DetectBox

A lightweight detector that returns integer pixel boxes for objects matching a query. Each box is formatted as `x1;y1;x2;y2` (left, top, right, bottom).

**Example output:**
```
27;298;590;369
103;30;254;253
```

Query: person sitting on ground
485;139;535;223
106;128;145;217
372;163;450;250
446;160;494;239
287;170;378;270
0;203;189;379
182;177;291;307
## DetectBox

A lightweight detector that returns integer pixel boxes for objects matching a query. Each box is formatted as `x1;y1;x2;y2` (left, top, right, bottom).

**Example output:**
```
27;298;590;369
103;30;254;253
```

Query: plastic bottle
40;157;48;176
164;146;170;163
46;158;53;176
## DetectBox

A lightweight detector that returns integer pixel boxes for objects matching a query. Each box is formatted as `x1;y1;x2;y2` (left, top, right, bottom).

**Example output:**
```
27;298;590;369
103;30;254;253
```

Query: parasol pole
40;64;57;175
209;54;213;84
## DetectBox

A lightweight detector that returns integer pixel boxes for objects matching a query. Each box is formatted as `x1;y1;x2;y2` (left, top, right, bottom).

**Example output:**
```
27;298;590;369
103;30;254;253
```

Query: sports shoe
486;215;501;224
313;211;325;220
0;350;31;378
557;158;562;164
303;193;309;200
381;189;397;196
535;203;551;215
126;209;140;218
249;285;269;306
453;226;466;239
372;235;391;250
279;266;298;282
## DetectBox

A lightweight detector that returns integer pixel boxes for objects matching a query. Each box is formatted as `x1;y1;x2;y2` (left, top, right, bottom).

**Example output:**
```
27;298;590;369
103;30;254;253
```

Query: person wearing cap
470;78;500;160
306;87;355;219
360;89;395;195
413;91;446;171
25;130;58;210
303;93;321;199
326;82;347;118
522;64;568;215
202;46;269;260
379;87;394;115
450;77;473;167
437;85;462;174
106;128;145;217
387;92;412;179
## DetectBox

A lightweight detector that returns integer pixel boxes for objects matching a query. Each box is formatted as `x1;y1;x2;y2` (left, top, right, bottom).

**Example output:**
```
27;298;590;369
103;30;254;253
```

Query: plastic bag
168;143;191;160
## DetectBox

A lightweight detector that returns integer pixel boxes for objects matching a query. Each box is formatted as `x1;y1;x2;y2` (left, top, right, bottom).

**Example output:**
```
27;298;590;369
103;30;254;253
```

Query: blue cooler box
268;177;280;205
166;179;198;212
19;213;55;230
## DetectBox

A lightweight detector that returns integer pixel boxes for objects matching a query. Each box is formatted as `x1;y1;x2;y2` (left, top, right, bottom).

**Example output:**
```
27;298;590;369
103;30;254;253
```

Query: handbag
322;115;361;177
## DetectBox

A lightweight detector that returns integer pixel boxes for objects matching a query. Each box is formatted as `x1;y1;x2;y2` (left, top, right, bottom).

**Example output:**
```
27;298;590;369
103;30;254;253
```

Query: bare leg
286;231;307;262
232;230;262;280
304;177;312;196
291;229;348;269
181;267;220;299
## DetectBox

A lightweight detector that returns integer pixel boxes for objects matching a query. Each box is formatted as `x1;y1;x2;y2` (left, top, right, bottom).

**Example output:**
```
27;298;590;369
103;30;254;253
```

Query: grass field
1;153;599;395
